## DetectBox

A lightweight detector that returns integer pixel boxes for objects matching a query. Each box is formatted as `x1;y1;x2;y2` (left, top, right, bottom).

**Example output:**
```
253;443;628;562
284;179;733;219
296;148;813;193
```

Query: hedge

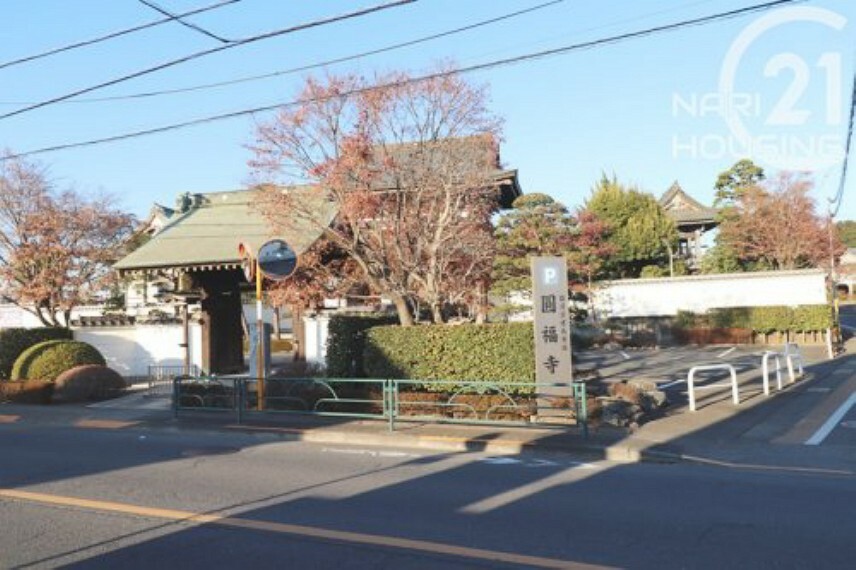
0;327;72;379
0;380;54;404
54;365;126;402
363;322;538;395
11;340;106;381
674;305;831;333
326;314;398;377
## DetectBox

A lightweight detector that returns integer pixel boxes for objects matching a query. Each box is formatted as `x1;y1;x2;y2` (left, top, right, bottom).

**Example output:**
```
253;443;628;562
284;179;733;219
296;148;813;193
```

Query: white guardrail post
761;351;783;395
687;364;739;412
782;342;803;383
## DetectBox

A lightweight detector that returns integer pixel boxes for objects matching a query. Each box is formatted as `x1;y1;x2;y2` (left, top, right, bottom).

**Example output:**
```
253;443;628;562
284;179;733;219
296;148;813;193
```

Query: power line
4;0;566;105
0;0;241;71
2;0;805;161
137;0;233;44
829;57;856;219
0;0;417;122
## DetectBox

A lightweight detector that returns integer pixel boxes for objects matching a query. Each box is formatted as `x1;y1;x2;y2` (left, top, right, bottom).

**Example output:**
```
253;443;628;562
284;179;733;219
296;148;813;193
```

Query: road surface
1;420;855;569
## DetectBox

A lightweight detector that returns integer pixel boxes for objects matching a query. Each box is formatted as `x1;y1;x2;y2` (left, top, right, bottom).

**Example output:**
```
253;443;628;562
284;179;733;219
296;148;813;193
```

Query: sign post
239;239;298;411
531;256;582;432
531;256;573;385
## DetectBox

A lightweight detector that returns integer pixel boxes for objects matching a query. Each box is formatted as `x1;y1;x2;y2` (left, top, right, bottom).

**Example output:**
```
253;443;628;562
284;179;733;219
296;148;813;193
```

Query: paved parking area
577;344;825;407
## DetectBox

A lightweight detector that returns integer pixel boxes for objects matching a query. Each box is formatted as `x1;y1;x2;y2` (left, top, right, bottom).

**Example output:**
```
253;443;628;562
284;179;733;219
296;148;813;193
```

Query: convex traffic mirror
257;239;298;280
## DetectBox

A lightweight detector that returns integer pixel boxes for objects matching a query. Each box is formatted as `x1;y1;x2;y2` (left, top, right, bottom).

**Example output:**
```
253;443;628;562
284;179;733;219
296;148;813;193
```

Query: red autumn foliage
249;68;504;325
0;153;135;326
717;172;844;271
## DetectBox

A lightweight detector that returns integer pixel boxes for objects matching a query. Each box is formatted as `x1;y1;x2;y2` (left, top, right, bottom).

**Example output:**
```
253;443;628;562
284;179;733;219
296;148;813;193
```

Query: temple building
659;181;719;270
114;144;522;374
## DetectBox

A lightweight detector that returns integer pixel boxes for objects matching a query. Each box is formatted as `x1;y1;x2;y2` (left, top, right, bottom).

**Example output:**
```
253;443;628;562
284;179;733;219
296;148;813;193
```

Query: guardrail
783;342;804;380
761;351;783;395
688;342;806;410
173;376;589;435
686;364;739;412
147;364;201;397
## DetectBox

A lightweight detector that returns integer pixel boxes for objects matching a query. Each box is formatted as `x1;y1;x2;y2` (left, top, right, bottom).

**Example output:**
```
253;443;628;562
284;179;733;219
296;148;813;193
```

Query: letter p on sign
543;267;558;285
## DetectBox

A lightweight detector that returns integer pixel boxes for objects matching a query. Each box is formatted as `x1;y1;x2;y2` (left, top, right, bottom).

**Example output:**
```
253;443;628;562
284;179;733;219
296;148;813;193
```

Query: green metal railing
173;376;588;436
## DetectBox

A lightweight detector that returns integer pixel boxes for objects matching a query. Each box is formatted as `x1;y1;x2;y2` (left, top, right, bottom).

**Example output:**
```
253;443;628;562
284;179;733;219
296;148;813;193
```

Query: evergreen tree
585;176;677;278
491;193;574;300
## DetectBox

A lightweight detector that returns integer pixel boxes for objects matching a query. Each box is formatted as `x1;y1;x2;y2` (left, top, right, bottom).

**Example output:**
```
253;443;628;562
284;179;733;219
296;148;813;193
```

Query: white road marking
477;456;599;470
477;457;521;465
659;379;686;389
524;459;559;468
805;392;856;446
321;447;421;458
717;347;737;358
620;351;631;360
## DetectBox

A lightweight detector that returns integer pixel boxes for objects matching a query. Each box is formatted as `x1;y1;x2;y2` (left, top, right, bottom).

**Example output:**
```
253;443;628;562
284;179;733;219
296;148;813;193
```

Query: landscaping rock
627;378;659;392
598;398;637;427
642;390;669;411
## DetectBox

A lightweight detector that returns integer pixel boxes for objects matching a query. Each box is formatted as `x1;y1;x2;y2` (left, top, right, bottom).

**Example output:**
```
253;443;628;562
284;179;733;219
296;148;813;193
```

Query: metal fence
173;376;588;434
147;364;202;397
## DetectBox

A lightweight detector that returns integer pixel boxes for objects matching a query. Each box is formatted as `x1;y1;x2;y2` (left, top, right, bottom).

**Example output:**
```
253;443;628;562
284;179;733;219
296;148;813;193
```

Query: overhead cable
0;0;241;71
2;0;804;160
137;0;233;44
0;0;417;121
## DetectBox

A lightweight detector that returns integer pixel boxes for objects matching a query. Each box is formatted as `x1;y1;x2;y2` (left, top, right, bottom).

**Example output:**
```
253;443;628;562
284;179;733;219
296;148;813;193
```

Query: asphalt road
2;422;855;569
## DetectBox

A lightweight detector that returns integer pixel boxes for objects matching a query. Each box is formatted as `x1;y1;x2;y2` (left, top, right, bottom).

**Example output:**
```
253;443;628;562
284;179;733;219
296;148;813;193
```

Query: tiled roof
114;189;335;273
659;181;718;226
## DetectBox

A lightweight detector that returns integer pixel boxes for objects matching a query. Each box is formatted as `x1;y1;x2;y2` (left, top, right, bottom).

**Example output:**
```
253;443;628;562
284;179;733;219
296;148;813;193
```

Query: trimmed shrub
326;314;398;377
11;340;105;381
0;327;72;379
9;340;68;380
364;322;538;394
53;365;126;402
0;380;54;404
673;305;831;334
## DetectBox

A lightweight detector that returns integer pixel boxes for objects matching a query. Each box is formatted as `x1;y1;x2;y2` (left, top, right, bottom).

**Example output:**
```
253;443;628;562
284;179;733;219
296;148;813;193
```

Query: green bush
364;322;538;394
672;305;830;333
11;340;105;381
326;314;398;377
0;328;72;379
9;340;68;380
709;307;752;329
53;365;126;402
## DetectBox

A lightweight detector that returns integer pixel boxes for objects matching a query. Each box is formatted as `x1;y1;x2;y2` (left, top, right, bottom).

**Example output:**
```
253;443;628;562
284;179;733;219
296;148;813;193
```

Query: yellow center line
0;415;21;424
0;488;608;569
74;419;139;429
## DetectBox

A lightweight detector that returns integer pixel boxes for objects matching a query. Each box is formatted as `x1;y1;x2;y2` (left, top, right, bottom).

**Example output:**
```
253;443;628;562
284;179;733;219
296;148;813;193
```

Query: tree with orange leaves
250;68;504;325
717;172;844;271
0;154;135;327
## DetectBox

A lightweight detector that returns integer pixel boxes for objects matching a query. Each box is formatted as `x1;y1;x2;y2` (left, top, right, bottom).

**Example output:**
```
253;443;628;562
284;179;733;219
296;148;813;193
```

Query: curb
219;421;644;461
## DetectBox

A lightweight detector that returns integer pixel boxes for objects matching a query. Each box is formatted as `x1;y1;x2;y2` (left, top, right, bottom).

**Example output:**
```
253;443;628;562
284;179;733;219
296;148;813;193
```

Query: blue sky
2;0;854;222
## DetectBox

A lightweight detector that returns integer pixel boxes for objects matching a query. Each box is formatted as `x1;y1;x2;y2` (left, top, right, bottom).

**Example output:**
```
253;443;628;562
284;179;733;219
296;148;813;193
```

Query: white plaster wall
592;269;828;319
74;324;203;377
303;315;330;367
0;304;108;329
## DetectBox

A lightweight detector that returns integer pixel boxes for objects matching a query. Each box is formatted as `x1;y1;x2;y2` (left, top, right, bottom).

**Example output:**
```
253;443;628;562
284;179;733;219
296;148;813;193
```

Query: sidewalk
2;343;854;473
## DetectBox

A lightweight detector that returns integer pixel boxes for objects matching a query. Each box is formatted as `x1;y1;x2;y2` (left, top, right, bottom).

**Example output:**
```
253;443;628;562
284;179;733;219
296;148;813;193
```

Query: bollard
687;364;739;412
